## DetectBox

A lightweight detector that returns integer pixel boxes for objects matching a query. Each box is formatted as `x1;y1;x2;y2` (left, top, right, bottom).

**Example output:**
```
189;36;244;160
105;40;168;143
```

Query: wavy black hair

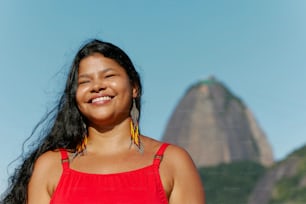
0;39;142;204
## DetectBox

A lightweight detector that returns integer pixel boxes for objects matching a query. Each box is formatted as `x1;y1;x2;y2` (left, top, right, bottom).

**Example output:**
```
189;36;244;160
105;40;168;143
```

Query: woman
1;39;205;203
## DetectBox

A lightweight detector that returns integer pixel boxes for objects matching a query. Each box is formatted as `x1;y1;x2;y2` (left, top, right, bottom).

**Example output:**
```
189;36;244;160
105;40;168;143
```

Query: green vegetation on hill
199;161;266;204
290;144;306;158
269;145;306;204
269;177;306;204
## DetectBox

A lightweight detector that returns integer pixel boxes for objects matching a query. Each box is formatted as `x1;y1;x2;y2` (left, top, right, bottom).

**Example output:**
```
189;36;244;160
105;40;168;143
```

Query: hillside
248;144;306;204
199;161;266;204
197;145;306;204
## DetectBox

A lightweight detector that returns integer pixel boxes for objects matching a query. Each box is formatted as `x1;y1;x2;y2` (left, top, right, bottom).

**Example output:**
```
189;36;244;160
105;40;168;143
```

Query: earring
76;136;88;154
73;123;88;158
130;99;144;153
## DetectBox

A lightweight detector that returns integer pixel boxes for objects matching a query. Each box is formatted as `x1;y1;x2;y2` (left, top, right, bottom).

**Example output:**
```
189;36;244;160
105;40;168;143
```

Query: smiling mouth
91;96;113;103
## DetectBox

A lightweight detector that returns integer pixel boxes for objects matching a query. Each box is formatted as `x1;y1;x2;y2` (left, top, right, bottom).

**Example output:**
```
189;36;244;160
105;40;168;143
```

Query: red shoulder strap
153;143;170;167
59;149;70;170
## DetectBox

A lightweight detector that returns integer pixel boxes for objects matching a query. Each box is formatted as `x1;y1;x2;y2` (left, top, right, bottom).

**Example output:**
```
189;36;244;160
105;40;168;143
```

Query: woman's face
76;53;137;127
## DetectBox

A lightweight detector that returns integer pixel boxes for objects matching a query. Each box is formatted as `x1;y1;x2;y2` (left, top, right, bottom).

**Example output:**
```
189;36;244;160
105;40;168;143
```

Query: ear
132;85;139;98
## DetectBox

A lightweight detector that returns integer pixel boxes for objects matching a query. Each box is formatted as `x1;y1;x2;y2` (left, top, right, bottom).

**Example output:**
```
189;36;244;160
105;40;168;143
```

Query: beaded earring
73;123;88;158
130;99;144;153
75;136;88;154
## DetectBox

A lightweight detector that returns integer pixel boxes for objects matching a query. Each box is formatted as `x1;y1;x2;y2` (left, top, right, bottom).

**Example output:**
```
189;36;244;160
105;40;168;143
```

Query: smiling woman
76;54;136;130
0;39;205;204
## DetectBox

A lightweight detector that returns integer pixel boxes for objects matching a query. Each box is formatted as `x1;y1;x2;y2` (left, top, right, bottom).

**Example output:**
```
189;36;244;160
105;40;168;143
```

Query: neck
86;118;132;154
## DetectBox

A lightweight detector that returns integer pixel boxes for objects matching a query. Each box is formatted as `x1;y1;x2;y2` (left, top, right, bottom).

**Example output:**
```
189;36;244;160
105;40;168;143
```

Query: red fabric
50;144;169;204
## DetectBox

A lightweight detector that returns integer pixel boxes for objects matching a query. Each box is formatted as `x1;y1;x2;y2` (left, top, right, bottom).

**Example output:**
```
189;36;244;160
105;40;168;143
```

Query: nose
91;79;106;93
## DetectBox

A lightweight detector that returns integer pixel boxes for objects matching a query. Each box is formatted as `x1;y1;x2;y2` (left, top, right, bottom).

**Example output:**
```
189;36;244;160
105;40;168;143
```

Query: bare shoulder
160;144;206;203
164;143;190;156
132;137;205;203
163;144;196;168
29;150;63;197
33;150;62;176
33;150;63;182
140;135;165;152
140;135;194;165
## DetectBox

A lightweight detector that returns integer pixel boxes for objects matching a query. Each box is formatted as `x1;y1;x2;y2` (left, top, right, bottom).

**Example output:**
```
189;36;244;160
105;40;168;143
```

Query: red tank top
50;143;169;204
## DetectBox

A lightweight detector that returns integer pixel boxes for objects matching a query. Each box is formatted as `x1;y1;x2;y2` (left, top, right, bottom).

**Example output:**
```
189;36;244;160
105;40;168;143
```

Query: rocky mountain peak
162;76;274;167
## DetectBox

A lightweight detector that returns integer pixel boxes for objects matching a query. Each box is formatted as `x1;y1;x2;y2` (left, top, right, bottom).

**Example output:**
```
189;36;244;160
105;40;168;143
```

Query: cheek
114;80;132;91
111;80;132;93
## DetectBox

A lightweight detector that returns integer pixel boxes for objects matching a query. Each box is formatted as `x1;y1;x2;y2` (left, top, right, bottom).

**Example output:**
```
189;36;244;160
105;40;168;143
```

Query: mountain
248;144;306;204
198;144;306;204
162;76;274;167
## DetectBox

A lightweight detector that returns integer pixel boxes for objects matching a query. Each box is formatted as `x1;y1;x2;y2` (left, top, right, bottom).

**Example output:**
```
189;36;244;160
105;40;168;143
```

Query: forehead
78;53;125;75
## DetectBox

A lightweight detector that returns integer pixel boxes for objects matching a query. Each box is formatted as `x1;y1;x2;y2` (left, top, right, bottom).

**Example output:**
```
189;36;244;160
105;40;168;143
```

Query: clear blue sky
1;0;306;192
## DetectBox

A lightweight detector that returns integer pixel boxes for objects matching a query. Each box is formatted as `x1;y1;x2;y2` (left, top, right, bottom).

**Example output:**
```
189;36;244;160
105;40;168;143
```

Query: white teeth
92;96;112;103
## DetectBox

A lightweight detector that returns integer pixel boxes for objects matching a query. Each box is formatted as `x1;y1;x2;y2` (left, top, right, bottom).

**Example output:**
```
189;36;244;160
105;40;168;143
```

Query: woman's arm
165;145;206;204
27;151;61;204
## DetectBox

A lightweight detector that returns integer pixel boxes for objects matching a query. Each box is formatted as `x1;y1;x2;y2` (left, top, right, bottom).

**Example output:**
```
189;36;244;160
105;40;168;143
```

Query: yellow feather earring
76;136;88;154
73;122;88;158
130;99;143;153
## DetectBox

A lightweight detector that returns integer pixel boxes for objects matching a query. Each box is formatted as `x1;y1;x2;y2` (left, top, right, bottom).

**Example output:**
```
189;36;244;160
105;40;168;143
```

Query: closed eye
78;80;90;85
105;74;115;78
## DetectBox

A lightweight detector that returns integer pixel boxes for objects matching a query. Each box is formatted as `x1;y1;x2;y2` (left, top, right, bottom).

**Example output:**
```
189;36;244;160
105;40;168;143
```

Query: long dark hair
0;39;142;204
